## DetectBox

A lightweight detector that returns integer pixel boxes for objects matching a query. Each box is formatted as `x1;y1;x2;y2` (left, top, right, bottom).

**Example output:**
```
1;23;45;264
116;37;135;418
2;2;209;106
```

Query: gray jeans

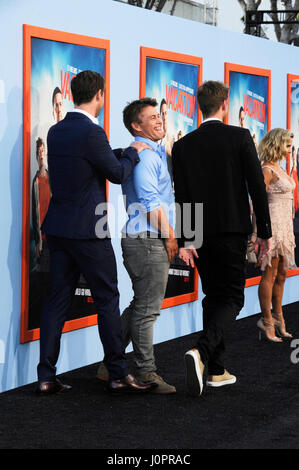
121;235;170;374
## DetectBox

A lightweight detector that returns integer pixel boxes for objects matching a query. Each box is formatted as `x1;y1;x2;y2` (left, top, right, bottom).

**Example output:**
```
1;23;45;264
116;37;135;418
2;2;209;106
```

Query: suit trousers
194;233;247;375
37;236;128;382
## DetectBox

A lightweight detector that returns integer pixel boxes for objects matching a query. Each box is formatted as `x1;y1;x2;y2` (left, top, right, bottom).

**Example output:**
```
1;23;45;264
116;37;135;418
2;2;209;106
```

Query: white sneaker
206;370;236;388
184;349;205;397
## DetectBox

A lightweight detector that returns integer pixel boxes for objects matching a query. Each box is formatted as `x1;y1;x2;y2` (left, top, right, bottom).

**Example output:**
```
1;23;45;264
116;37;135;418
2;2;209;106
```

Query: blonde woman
253;128;295;342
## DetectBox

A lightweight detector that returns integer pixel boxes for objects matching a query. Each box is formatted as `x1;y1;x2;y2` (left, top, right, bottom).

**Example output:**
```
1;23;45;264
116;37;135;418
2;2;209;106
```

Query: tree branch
144;0;155;9
237;0;247;11
155;0;168;12
268;0;281;41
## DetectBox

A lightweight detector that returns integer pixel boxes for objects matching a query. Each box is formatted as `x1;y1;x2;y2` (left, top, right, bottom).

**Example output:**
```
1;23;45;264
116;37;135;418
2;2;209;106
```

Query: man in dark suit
172;81;272;397
36;70;154;395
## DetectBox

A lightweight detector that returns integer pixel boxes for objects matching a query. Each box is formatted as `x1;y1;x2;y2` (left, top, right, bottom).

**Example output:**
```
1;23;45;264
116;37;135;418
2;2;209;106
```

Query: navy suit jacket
42;112;139;239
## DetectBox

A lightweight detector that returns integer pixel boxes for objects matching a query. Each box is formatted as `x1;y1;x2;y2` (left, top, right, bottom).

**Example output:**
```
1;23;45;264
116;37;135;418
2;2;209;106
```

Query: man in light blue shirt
122;136;175;237
121;98;178;394
97;98;178;394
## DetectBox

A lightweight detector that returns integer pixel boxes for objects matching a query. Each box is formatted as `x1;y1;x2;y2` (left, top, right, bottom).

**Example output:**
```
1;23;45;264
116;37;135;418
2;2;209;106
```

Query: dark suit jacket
42;112;139;239
172;120;272;246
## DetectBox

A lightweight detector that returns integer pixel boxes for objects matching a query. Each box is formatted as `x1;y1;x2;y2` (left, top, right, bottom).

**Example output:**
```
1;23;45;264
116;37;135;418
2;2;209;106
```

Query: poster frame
21;24;110;343
224;62;272;288
140;46;202;308
286;73;299;279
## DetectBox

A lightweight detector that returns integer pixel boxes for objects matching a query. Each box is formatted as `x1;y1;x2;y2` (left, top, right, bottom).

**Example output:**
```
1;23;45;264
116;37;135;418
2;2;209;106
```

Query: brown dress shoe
106;374;157;394
36;378;72;395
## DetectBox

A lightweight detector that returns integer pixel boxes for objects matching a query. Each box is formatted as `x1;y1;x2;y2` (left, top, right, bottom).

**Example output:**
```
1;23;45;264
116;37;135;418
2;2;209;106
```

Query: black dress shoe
36;378;72;395
106;374;157;394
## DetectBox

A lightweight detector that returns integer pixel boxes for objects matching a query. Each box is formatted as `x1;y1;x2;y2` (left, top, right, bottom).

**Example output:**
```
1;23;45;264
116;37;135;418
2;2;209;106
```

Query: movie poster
142;51;201;303
27;34;106;333
228;70;269;147
226;66;270;283
288;76;299;268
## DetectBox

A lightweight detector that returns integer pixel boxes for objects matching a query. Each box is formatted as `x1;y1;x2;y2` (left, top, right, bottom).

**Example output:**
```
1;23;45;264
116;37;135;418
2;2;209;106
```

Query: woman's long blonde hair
258;128;294;163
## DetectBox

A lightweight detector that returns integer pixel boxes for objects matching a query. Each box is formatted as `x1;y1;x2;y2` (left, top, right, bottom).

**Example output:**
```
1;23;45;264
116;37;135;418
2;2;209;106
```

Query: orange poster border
140;46;202;309
21;25;110;343
286;73;299;168
224;62;271;288
286;74;299;279
286;74;299;131
224;62;271;129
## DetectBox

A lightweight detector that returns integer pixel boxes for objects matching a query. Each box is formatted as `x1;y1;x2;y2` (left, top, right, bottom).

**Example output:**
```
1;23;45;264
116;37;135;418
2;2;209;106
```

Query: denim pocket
149;242;168;262
121;240;148;280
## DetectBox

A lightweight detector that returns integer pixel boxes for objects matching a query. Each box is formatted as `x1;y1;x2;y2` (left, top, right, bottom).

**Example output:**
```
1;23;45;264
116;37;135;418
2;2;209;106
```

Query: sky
217;0;244;32
119;0;283;41
206;0;277;41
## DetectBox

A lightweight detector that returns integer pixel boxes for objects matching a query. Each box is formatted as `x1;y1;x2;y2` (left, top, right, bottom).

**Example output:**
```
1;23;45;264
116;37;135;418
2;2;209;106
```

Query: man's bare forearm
147;206;175;239
147;206;178;261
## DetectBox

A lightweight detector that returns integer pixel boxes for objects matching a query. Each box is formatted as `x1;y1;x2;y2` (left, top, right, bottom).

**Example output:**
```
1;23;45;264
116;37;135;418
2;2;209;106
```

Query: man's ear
131;121;142;133
221;99;229;118
96;89;104;101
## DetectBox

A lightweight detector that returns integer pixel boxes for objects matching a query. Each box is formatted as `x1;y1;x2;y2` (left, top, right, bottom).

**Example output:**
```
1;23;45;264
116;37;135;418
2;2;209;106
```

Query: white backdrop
0;0;299;392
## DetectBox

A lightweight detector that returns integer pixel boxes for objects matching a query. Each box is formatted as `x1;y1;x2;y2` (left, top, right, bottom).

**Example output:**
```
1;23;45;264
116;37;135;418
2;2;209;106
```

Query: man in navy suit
36;70;154;395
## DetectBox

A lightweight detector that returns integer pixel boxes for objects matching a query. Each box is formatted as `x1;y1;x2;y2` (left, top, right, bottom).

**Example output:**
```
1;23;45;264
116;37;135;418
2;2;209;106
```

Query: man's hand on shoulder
130;142;152;154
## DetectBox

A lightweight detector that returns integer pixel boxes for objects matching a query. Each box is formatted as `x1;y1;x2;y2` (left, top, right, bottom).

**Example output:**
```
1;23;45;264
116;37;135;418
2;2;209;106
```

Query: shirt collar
202;117;223;124
73;108;99;125
135;136;163;153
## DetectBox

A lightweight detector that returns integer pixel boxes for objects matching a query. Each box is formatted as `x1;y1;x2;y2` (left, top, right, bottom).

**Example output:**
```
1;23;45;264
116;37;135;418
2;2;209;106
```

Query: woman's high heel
272;312;293;338
257;318;283;343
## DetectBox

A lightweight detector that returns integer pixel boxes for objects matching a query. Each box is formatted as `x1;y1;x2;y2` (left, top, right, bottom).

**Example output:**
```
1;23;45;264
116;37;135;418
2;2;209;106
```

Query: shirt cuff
139;200;161;213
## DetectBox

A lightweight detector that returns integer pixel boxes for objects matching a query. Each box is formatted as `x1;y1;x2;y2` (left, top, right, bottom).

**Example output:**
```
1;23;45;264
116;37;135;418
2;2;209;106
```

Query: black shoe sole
185;353;203;397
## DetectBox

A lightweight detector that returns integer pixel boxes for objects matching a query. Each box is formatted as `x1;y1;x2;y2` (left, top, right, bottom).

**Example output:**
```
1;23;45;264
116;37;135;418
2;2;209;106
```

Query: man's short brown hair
71;70;105;106
123;97;158;136
197;81;229;117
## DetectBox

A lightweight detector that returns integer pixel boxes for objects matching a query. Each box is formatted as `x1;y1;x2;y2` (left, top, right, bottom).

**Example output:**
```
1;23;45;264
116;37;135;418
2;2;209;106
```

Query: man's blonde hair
258;128;294;163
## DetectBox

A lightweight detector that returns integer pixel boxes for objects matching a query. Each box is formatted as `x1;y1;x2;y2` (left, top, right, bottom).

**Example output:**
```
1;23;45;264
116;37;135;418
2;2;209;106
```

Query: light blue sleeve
133;149;161;213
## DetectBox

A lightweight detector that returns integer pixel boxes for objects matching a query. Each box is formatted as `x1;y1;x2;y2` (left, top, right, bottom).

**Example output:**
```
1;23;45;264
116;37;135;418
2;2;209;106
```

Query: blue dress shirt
122;136;175;235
